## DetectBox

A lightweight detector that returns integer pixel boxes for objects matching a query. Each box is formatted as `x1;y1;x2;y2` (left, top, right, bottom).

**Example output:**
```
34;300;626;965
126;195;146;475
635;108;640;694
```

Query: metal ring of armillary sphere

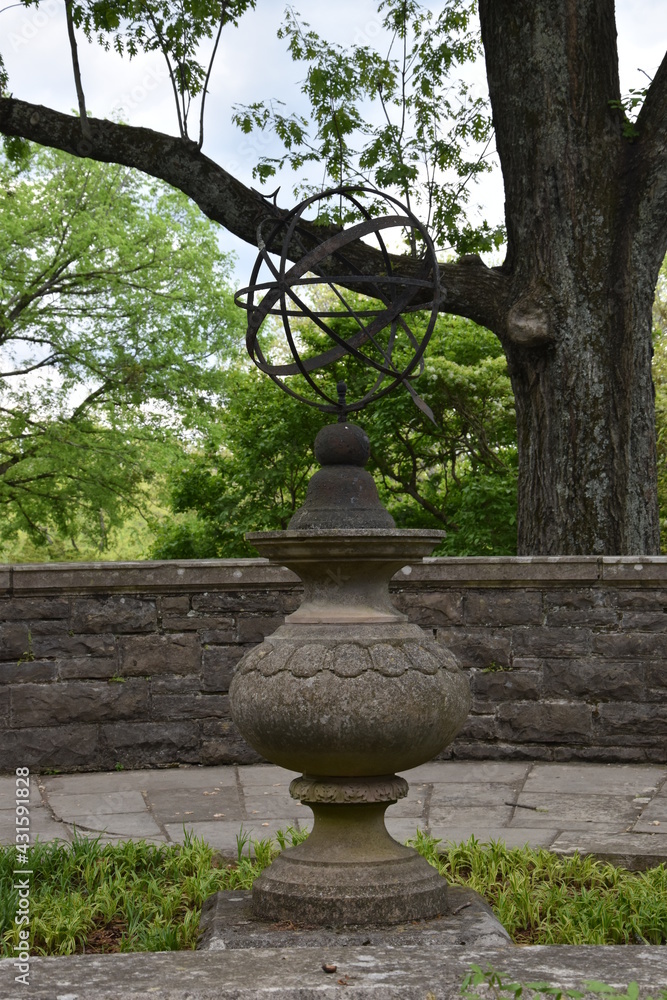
234;186;441;421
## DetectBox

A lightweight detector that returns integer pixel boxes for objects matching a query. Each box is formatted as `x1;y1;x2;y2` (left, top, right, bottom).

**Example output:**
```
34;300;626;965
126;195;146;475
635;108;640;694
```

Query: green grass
409;831;667;946
0;827;306;956
1;830;666;956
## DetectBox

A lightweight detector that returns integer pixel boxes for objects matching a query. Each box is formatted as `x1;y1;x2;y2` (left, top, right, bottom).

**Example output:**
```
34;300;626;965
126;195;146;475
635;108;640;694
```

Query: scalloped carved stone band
290;774;409;804
234;629;461;680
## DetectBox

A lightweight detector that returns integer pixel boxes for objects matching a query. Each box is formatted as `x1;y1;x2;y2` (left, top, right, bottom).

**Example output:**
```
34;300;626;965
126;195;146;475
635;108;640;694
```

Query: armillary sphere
234;186;441;422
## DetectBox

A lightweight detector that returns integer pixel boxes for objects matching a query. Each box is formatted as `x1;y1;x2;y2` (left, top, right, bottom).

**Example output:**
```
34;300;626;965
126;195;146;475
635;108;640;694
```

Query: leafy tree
232;2;503;255
0;142;242;555
367;317;518;554
1;1;666;554
153;312;518;558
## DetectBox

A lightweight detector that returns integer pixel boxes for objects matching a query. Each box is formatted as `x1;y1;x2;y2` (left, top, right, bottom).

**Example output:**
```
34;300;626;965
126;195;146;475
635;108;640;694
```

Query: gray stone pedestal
228;423;472;927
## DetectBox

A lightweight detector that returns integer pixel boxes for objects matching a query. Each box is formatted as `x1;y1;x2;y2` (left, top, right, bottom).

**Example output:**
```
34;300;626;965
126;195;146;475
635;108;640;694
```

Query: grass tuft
407;832;667;946
0;827;305;956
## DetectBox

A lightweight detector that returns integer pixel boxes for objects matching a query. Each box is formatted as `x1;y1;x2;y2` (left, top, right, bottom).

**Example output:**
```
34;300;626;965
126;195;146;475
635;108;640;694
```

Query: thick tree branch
0;97;511;335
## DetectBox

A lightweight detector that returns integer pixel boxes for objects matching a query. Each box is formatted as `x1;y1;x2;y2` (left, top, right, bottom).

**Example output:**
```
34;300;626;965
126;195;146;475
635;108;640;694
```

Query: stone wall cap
3;554;667;596
4;559;299;595
247;529;447;539
413;556;602;584
601;556;667;582
1;944;666;997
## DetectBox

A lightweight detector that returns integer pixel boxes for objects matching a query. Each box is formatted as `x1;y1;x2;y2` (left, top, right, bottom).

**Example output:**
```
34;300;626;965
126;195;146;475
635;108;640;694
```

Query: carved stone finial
288;422;394;529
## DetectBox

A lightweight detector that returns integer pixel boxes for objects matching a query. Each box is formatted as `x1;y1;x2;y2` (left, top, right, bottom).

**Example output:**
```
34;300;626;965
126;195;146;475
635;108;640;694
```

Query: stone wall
1;556;666;772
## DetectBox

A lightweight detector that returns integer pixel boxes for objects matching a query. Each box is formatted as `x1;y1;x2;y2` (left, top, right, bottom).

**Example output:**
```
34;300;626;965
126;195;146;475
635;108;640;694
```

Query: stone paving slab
632;819;667;834
429;804;515;825
0;807;71;843
437;826;560;849
1;762;666;869
145;787;244;824
46;790;148;816
551;831;667;870
429;780;524;805
164;818;306;854
0;776;28;809
38;766;238;794
522;763;666;796
2;945;666;998
634;795;667;822
68;812;164;838
399;761;532;782
513;792;640;826
243;794;311;820
236;765;299;786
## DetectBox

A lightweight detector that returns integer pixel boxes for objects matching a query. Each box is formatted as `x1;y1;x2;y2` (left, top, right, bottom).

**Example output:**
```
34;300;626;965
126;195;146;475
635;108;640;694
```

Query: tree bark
478;0;666;553
1;0;666;554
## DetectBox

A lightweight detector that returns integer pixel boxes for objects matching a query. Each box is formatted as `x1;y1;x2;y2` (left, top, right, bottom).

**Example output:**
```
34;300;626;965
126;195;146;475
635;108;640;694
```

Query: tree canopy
1;1;666;554
0;141;243;554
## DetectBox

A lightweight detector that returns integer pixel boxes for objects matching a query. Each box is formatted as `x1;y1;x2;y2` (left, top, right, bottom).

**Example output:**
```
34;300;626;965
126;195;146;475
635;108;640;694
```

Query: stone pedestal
229;531;471;926
229;423;472;926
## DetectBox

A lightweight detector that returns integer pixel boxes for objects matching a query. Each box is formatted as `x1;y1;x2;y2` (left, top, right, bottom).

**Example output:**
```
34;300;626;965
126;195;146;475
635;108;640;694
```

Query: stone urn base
229;424;471;928
251;776;447;925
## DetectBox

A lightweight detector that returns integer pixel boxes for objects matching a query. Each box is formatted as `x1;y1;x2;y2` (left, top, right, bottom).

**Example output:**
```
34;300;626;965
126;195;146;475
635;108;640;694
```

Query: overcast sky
2;0;666;282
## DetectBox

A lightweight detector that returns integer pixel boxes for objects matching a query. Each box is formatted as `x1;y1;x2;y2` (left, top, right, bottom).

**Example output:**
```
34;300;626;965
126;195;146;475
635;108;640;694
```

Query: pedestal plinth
251;776;448;925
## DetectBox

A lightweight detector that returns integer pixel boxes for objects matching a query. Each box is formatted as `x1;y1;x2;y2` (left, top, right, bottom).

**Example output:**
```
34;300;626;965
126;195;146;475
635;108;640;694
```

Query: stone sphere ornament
234;185;441;422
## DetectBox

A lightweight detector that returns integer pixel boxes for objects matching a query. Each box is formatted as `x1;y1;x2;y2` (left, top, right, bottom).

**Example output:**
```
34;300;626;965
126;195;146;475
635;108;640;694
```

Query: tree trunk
506;277;659;554
479;0;665;554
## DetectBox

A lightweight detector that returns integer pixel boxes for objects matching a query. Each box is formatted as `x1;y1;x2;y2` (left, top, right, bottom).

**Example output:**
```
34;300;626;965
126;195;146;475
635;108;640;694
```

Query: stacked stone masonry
1;556;666;772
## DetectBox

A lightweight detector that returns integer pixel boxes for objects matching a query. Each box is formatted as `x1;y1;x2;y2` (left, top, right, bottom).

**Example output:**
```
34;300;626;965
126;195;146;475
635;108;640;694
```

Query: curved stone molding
234;633;460;681
290;774;409;804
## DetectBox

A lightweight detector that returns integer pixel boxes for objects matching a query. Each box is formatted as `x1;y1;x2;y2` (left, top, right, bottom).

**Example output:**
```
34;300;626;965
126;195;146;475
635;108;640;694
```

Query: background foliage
0;142;243;560
1;148;665;561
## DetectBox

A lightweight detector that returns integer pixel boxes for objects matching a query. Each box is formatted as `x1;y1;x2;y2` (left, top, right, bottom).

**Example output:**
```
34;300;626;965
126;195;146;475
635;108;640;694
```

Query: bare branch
64;0;91;141
0;353;61;378
145;7;186;139
198;4;227;149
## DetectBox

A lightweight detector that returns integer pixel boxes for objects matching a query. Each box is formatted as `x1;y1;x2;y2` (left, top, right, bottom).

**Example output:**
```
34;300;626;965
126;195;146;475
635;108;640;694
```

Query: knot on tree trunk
506;291;553;346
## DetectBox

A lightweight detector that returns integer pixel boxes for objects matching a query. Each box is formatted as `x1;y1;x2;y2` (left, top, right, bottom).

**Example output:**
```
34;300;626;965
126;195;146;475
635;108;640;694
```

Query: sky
1;0;667;285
